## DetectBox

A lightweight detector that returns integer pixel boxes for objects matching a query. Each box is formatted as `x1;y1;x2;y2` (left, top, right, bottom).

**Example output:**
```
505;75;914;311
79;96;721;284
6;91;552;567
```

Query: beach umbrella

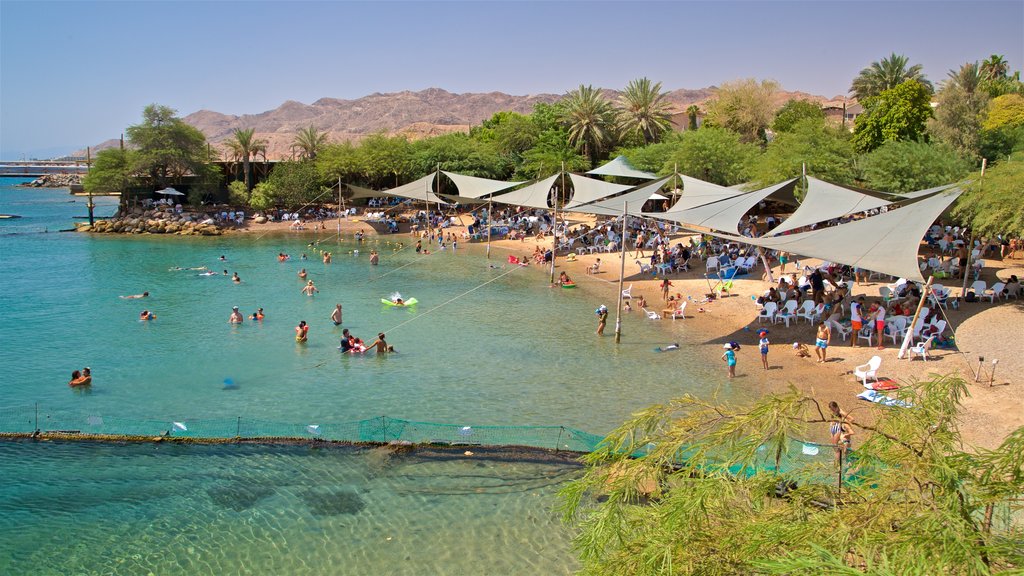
156;187;184;196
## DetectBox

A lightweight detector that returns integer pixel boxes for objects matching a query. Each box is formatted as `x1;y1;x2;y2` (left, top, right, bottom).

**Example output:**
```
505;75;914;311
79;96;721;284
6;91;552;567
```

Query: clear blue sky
2;1;1022;158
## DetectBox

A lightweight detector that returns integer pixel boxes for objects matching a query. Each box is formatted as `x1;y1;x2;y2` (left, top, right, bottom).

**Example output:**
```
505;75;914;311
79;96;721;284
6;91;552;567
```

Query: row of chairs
757;300;825;327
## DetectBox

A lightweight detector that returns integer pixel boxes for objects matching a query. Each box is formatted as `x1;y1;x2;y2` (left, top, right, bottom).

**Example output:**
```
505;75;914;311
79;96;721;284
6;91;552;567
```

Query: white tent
740;187;963;282
767;176;891;236
487;174;561;209
441;171;522;199
648;175;741;218
344;183;382;200
568;175;674;216
658;178;799;234
897;182;959;199
383;173;448;205
566;173;632;206
586;155;656;179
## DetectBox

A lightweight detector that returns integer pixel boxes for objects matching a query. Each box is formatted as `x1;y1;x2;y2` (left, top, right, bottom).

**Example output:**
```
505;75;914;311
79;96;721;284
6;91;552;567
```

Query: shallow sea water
0;181;733;574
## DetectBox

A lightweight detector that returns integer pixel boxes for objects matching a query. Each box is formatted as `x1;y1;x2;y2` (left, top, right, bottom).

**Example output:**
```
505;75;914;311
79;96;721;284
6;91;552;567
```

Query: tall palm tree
686;105;701;131
981;54;1009;81
224;128;267;191
292;125;329;160
616;77;674;144
850;53;933;100
945;62;982;94
560;84;614;164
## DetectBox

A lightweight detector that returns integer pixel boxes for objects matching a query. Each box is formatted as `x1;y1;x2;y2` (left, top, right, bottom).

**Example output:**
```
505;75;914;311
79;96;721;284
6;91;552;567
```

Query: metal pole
960;158;986;297
614;202;628;343
550;162;563;284
86;146;95;225
337;176;343;242
898;277;934;359
485;200;493;259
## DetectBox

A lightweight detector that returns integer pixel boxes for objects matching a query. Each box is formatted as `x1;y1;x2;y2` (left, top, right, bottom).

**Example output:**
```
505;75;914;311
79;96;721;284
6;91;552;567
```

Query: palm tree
945;62;982;94
224;128;267;191
850;53;933;100
560;84;614;164
292;125;329;160
616;77;674;144
686;105;700;131
981;54;1009;81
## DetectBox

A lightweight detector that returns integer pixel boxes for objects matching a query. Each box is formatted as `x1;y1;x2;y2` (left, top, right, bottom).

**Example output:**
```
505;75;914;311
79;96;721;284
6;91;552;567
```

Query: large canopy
568;175;674;216
567;173;632;206
659;178;799;234
345;173;448;205
586;155;656;180
488;174;561;209
735;187;962;282
649;175;740;218
767;176;891;236
441;171;522;199
898;182;960;199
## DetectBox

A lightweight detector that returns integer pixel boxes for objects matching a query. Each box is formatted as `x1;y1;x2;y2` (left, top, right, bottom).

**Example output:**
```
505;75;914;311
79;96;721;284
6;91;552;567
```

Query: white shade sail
487;174;561;209
651;175;739;218
743;187;962;282
660;178;799;234
568;175;674;216
897;183;959;199
586;155;656;179
567;173;632;206
344;183;380;200
384;173;448;205
441;171;522;199
767;176;891;236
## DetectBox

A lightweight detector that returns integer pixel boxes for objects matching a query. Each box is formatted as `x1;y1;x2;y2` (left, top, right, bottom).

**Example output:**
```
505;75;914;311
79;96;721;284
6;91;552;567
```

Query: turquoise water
0;180;731;574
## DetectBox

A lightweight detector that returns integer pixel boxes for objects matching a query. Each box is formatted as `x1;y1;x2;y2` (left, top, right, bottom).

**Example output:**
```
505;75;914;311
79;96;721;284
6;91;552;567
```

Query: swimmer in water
222;270;229;276
393;298;405;306
232;272;241;284
229;306;244;324
295;320;309;343
69;369;91;387
331;304;343;325
301;281;319;296
367;332;391;355
298;268;307;280
369;251;379;265
139;310;155;321
219;255;227;261
120;291;149;299
322;252;332;264
198;271;217;276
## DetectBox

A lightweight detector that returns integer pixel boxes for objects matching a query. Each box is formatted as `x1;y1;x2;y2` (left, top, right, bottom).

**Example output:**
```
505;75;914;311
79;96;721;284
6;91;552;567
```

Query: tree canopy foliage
751;119;855;187
929;63;989;161
850;52;933;100
616;77;674;145
771;99;825;133
851;80;934;153
560;375;1024;575
704;78;779;143
953;151;1024;237
126;104;218;190
860;141;972;193
83;148;134;194
664;127;757;186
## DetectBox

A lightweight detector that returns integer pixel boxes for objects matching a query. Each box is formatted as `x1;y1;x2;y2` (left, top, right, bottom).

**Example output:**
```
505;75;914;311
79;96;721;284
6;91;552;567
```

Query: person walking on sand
849;297;864;348
758;330;770;370
595;305;608;335
331;304;343;326
301;280;319;296
815;322;831;363
722;343;737;378
229;306;244;324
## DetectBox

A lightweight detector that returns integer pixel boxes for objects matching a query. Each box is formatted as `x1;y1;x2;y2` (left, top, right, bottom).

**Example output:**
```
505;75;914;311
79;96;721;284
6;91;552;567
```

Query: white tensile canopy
441;171;522;199
344;173;448;205
567;173;633;206
647;175;740;218
586;155;656;180
897;182;960;199
156;187;184;196
568;175;674;216
487;174;561;209
766;176;891;236
736;187;963;282
658;178;799;234
344;183;381;200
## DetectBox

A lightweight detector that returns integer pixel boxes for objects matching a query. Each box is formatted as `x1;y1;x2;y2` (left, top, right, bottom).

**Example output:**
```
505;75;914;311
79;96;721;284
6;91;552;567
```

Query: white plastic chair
910;336;935;361
635;260;652;275
856;327;874;346
776;300;798;327
796;300;817;324
670;301;687;321
854;356;882;386
985;282;1004;303
829;320;852;342
971;280;987;298
887;316;908;345
642;307;662;320
922;319;947;339
879;287;893;302
621;284;633;299
706;258;719;273
758;302;778;324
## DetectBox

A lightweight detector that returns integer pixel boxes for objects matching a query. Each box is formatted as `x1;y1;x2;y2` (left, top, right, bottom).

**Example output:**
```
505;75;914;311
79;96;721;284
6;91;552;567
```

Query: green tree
750;119;855;187
929;63;989;161
227;180;249;206
851;80;934;152
850;52;933;100
685;105;700;131
517;129;589;180
358;133;413;188
980;124;1024;161
292;125;329;160
83;148;134;194
316;141;365;185
223;128;267;191
410;133;510;180
861;141;971;193
953;151;1024;236
616;77;674;145
664;127;757;186
704;78;779;143
560;375;1024;575
125;104;213;190
560;84;615;164
248;181;275;211
616;135;685;175
265;160;324;208
981;54;1010;82
771;99;825;133
982;94;1024;131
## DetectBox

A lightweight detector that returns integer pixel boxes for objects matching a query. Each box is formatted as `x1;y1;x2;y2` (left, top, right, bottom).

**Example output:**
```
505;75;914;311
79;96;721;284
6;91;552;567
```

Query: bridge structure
0;161;89;177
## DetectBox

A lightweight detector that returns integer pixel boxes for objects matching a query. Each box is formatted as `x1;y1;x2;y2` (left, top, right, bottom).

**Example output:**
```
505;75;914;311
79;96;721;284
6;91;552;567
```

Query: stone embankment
20;174;83;188
77;205;224;236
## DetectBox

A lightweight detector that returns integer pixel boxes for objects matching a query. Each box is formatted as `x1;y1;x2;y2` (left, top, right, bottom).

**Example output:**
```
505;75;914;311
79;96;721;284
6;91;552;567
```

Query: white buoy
172;422;188;432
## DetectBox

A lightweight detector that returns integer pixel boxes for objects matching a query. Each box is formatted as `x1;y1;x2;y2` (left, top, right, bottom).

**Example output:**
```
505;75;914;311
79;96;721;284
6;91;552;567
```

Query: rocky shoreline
20;174;83;188
76;205;225;236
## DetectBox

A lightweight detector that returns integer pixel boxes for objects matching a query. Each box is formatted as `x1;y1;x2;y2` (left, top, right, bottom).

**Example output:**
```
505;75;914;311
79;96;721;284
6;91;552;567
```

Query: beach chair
854;356;882;386
706;258;719;273
621;284;633;299
829;320;853;342
795;300;817;324
909;336;936;361
642;307;662;320
922;319;947;339
776;300;798;327
757;302;778;324
669;301;687;320
887;316;909;345
984;282;1004;303
856;326;874;347
635;260;653;275
879;286;893;302
970;281;987;299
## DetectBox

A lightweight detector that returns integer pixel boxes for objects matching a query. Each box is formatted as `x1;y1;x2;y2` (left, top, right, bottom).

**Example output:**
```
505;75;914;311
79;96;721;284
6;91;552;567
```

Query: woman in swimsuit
828;401;853;463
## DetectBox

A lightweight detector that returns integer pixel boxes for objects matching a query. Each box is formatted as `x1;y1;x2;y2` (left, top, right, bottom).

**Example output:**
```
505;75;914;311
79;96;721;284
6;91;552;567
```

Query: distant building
669;108;704;131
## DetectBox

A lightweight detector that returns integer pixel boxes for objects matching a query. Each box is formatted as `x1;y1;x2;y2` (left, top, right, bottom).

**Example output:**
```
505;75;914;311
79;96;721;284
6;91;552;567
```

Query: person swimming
232;272;241;284
301;281;319;296
229;306;244;324
139;310;155;321
298;268;308;279
121;291;149;299
198;270;218;276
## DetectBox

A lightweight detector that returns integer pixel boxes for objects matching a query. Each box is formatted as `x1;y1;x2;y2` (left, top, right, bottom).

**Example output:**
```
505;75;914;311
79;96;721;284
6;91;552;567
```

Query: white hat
232;306;239;310
792;342;800;349
723;343;732;349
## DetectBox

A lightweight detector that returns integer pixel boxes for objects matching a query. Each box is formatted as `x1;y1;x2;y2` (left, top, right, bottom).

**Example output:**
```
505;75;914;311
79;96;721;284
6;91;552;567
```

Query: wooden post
960;158;986;297
337;176;343;242
898;277;934;359
614;202;628;343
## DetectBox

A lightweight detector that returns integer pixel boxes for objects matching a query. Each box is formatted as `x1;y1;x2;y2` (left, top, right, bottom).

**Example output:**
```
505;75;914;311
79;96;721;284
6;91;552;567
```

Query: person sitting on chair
587;258;602;275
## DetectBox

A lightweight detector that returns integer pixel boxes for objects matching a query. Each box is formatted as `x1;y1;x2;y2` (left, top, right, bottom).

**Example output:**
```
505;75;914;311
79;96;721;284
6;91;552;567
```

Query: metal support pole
960;158;986;297
615;202;628;343
485;200;493;259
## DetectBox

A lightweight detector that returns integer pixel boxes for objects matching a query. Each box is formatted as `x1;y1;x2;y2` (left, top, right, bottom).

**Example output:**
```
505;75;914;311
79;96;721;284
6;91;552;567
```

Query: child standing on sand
722;342;737;378
758;330;770;370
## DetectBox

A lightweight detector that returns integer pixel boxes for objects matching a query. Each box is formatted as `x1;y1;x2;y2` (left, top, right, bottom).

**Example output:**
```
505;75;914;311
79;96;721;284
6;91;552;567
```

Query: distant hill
78;87;845;159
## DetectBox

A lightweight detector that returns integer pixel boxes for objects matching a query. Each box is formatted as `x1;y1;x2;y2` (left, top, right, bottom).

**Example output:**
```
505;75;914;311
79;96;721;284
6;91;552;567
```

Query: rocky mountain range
81;86;844;159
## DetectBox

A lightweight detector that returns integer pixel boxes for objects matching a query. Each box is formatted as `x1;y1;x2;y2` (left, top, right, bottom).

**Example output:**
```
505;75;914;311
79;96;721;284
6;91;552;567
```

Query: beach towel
857;390;912;408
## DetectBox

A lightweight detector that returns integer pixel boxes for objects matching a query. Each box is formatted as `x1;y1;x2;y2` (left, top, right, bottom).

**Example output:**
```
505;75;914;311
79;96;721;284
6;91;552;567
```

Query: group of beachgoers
337;328;394;355
68;367;92;387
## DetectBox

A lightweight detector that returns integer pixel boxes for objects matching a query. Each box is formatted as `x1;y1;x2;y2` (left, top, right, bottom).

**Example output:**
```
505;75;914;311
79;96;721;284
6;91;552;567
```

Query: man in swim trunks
229;306;244;324
331;304;343;326
339;328;352;352
301;281;319;296
815;322;831;363
367;332;390;355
